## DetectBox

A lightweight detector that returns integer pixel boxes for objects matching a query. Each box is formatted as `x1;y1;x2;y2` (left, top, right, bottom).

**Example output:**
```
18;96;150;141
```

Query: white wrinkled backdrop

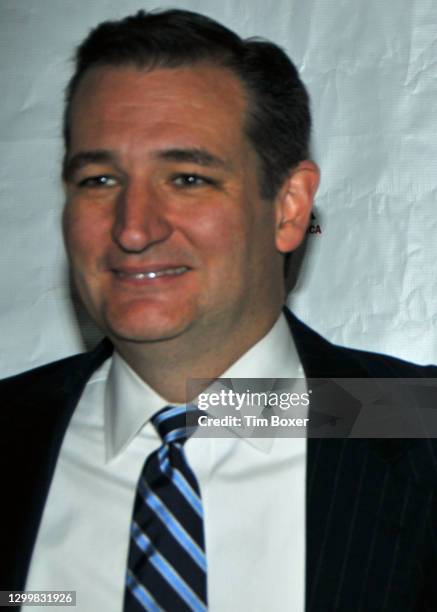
1;0;436;377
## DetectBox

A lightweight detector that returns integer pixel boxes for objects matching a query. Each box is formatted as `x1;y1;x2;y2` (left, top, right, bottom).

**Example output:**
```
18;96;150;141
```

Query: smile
115;266;189;280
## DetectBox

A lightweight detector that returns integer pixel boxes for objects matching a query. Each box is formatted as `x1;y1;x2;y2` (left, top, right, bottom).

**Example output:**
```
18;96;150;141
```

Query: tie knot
151;405;198;445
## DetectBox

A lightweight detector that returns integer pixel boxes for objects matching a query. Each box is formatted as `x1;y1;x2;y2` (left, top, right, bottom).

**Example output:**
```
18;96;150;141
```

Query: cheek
63;203;109;263
63;224;95;284
191;214;254;302
191;214;246;274
64;215;87;262
187;200;249;248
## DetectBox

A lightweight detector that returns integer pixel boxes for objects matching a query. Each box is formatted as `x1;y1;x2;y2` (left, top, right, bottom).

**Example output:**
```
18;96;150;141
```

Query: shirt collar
105;312;303;460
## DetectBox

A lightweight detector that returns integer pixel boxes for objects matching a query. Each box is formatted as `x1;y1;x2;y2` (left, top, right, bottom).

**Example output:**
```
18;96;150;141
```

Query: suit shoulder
284;307;436;378
334;343;436;378
0;340;113;408
0;352;91;388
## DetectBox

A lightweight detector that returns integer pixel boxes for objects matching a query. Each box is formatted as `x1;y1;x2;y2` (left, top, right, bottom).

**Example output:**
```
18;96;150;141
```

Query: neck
112;309;282;403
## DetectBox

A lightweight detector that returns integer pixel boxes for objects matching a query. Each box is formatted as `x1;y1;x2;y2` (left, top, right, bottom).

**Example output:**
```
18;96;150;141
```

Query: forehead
68;64;250;158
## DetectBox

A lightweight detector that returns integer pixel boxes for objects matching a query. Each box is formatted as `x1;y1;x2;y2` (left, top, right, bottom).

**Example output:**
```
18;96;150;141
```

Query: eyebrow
63;150;116;181
63;146;231;181
154;148;231;170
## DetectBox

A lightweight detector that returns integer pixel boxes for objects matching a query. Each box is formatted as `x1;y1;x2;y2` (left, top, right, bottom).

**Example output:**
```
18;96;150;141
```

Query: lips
110;262;192;286
115;266;189;280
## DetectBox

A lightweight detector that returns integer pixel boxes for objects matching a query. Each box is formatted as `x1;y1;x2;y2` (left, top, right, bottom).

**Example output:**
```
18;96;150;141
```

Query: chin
109;326;185;344
102;305;193;345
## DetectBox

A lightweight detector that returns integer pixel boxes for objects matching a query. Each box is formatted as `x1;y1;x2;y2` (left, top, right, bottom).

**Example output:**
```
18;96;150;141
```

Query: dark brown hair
64;8;312;201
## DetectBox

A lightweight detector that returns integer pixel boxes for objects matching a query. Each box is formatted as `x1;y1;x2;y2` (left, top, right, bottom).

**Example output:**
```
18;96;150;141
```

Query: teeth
120;266;188;279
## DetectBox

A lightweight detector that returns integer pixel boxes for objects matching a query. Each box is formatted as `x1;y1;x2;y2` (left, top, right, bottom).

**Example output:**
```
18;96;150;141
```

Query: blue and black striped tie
123;405;207;612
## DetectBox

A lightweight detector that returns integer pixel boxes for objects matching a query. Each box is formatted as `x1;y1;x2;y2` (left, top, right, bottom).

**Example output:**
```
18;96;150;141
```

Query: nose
112;182;173;252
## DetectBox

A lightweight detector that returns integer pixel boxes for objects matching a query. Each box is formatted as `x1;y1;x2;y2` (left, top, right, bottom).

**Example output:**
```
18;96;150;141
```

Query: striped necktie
123;405;207;612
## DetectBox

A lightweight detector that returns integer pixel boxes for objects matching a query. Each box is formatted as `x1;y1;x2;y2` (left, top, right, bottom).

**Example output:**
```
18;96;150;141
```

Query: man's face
63;64;288;351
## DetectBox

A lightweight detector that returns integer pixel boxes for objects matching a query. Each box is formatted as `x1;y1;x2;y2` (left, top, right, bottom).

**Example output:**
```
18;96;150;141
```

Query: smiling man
1;9;437;612
62;62;309;401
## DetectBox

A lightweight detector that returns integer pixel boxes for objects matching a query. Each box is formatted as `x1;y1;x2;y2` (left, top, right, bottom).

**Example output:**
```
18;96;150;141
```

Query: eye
172;174;215;188
77;175;118;188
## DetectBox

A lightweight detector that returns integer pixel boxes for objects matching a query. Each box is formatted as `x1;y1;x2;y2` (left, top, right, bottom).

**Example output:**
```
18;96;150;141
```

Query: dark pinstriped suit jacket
1;309;437;611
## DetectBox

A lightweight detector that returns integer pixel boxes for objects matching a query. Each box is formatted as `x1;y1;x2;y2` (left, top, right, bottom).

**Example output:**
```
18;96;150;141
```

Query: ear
274;160;320;253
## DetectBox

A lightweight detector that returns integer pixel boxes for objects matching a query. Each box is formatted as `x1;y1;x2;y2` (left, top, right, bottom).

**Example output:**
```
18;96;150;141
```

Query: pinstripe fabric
306;438;437;612
123;406;207;612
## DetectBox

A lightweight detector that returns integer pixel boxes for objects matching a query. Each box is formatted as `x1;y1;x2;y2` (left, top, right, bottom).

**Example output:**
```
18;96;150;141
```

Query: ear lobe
275;160;320;253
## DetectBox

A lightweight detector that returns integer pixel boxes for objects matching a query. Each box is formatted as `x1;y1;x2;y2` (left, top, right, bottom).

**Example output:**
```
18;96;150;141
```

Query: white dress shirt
25;314;307;612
